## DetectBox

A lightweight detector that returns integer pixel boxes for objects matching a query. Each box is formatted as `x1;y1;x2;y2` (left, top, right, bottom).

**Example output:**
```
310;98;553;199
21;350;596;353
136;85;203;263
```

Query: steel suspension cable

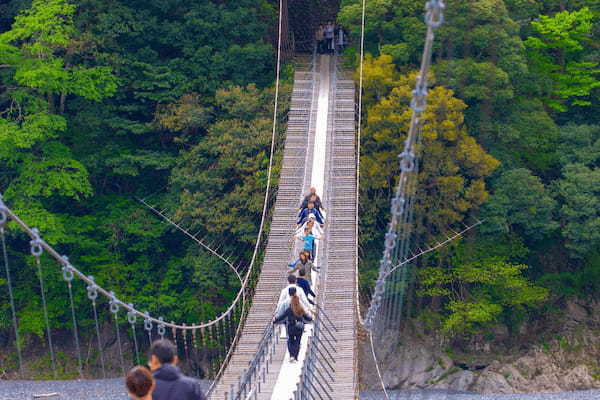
207;0;286;392
363;0;445;331
31;237;57;378
360;2;446;398
0;223;23;374
354;0;367;329
62;258;83;378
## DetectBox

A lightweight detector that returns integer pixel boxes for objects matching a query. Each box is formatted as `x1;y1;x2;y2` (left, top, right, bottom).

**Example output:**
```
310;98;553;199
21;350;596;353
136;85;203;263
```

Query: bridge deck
211;56;317;399
212;55;357;399
320;62;358;398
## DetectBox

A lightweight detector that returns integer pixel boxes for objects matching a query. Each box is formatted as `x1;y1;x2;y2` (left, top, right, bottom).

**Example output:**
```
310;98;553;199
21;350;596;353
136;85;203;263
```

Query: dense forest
0;0;599;381
0;0;288;376
339;0;600;339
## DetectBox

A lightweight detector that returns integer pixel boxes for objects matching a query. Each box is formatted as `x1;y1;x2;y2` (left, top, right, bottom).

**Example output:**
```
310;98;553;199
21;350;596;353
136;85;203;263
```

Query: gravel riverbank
1;380;599;400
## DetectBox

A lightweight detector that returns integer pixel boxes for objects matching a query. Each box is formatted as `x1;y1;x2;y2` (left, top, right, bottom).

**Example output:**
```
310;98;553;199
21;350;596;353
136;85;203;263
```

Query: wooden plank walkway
211;55;358;400
211;56;318;400
319;60;358;399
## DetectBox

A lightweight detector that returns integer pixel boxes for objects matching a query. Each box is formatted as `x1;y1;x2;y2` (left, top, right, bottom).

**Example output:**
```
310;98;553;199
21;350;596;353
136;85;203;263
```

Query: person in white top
294;215;323;238
324;21;335;54
275;275;313;317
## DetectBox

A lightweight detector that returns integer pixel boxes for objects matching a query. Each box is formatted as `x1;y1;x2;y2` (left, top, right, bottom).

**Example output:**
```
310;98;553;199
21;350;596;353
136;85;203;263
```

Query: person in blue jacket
296;268;316;300
297;201;324;225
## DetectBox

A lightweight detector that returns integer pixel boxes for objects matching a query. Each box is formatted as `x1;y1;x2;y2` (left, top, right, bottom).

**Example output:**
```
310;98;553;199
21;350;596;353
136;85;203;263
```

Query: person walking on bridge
297;201;324;225
296;268;316;300
276;275;313;316
298;227;318;261
273;287;313;362
289;250;317;284
300;187;324;211
126;366;155;400
315;24;325;54
325;21;335;54
149;339;206;400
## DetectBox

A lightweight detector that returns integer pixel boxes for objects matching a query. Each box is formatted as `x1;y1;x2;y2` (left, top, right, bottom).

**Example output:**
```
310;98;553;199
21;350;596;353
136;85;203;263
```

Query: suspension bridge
0;1;461;399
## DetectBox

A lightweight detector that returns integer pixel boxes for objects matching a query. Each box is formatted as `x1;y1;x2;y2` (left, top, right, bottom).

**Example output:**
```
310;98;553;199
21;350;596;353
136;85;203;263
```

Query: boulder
472;370;515;394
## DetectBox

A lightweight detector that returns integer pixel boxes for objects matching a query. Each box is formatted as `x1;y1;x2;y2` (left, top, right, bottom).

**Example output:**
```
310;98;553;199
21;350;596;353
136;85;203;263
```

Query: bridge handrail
0;195;248;330
226;321;278;400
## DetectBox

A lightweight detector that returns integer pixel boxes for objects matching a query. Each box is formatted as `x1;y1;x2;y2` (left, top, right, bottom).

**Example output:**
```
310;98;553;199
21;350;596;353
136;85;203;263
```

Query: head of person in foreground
126;366;154;400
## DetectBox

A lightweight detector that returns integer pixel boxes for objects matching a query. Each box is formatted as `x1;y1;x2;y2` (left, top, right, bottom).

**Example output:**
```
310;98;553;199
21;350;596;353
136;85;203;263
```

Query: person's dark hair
288;286;297;296
287;274;297;284
299;252;308;263
299;268;306;277
126;366;154;398
150;339;176;364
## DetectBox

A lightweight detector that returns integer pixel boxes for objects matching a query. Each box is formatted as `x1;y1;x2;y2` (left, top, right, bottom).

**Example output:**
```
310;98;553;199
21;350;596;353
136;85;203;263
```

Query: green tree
525;7;600;112
419;249;548;335
169;83;288;251
360;56;499;250
554;163;600;257
338;0;427;64
0;0;118;236
482;168;558;240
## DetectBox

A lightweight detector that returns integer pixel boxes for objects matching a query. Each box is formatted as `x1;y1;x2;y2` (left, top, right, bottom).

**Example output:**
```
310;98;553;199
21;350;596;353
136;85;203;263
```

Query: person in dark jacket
300;194;323;211
297;202;324;225
296;268;316;300
273;287;313;362
149;339;206;400
300;187;324;211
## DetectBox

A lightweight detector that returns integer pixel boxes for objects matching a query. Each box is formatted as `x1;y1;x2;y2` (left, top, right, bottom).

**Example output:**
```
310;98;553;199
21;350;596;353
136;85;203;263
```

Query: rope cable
354;0;367;328
34;254;57;378
90;298;106;378
369;330;391;400
0;226;23;374
65;278;84;378
206;0;285;392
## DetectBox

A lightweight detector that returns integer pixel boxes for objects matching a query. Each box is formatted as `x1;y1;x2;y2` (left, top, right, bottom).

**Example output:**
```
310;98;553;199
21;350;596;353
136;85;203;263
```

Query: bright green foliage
0;0;117;236
359;55;498;250
525;7;600;111
419;255;548;335
482;168;558;240
338;0;426;64
0;0;118;98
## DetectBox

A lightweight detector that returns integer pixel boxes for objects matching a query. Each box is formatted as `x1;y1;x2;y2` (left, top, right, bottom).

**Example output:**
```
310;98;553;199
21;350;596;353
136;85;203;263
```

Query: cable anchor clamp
30;228;43;257
86;276;98;301
61;256;75;282
127;304;137;325
109;291;119;314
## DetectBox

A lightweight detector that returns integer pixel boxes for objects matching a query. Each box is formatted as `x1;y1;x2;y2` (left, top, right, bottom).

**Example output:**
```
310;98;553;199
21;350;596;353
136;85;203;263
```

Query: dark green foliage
0;0;281;357
339;0;600;338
